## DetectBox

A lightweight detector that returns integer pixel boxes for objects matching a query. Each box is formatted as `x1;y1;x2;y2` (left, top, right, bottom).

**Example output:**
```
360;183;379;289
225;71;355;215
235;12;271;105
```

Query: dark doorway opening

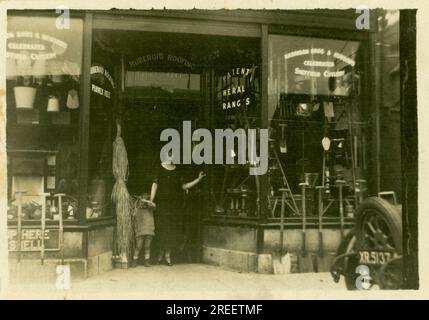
91;28;260;263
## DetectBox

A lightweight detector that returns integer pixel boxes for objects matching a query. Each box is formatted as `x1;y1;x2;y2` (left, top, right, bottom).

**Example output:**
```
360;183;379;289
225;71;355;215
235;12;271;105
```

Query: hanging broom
111;120;133;266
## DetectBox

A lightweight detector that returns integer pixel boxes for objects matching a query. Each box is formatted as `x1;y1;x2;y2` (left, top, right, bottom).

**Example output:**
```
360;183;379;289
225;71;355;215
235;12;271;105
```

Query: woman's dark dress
153;165;184;249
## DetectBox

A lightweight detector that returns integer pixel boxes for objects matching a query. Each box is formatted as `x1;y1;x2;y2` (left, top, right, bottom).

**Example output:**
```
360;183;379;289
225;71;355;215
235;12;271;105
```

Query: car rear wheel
356;197;402;254
355;197;403;289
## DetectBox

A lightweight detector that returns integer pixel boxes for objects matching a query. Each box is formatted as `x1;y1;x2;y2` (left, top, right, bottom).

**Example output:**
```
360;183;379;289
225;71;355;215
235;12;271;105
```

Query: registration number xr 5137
358;251;393;265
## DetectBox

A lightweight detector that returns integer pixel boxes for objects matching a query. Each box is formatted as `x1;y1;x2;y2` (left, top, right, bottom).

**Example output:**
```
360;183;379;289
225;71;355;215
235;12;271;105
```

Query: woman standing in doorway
150;156;205;266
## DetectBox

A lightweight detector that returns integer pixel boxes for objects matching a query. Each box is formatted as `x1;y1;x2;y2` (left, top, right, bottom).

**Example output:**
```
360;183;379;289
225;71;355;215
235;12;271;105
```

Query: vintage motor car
330;192;403;290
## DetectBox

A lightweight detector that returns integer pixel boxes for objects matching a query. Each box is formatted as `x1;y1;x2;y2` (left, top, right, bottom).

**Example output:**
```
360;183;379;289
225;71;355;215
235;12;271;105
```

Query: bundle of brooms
111;121;133;264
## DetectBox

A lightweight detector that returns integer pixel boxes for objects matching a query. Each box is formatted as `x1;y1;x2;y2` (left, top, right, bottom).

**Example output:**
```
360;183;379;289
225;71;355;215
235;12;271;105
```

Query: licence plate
358;251;394;266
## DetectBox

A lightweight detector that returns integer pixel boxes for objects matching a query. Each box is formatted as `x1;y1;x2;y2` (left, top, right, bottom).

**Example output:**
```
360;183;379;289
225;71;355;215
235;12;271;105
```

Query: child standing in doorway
131;193;156;267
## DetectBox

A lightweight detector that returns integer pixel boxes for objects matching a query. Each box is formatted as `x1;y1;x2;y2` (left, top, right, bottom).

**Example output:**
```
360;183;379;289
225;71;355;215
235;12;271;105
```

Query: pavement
1;263;346;299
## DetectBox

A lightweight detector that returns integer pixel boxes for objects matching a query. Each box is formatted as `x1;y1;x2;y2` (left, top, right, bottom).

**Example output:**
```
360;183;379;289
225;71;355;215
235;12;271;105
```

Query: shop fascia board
92;14;261;38
91;9;375;33
6;9;377;33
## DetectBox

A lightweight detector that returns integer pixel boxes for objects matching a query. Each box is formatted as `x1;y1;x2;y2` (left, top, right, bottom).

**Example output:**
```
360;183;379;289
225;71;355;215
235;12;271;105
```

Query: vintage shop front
6;10;384;278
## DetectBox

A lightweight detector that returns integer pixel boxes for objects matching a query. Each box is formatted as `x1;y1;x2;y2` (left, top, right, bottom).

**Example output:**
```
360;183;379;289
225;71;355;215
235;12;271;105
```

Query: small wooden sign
7;227;60;251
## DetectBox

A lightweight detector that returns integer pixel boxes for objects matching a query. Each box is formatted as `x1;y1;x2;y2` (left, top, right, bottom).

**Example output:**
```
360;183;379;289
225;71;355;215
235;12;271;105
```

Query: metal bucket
14;86;37;109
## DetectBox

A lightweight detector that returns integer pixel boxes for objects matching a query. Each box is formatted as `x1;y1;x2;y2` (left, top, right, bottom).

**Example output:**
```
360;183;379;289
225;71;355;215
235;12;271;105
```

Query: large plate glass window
211;36;261;219
6;14;83;225
268;35;367;219
86;34;116;220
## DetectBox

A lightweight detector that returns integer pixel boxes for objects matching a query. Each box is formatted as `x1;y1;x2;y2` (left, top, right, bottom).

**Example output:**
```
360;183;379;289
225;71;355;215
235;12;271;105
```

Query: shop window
86;38;116;220
267;35;367;219
6;14;83;224
210;38;261;219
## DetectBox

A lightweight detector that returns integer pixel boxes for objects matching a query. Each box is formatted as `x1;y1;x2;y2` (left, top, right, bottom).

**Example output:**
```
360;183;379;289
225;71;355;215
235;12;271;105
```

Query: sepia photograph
0;0;423;303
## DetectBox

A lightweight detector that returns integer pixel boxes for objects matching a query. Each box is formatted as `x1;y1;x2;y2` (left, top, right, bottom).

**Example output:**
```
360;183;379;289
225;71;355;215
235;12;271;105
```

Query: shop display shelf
7;148;59;154
8;123;78;129
7;218;78;226
262;217;355;228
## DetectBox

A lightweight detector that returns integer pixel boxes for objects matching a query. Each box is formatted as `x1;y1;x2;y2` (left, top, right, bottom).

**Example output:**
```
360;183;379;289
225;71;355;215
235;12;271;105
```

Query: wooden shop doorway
92;26;261;263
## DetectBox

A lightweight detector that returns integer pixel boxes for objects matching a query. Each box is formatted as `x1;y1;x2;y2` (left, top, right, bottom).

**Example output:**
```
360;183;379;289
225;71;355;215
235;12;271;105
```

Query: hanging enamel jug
66;89;80;109
47;95;60;112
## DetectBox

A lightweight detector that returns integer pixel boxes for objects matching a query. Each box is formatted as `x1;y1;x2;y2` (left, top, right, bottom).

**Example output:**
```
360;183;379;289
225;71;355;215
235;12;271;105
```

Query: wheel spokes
362;212;396;251
366;221;377;234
